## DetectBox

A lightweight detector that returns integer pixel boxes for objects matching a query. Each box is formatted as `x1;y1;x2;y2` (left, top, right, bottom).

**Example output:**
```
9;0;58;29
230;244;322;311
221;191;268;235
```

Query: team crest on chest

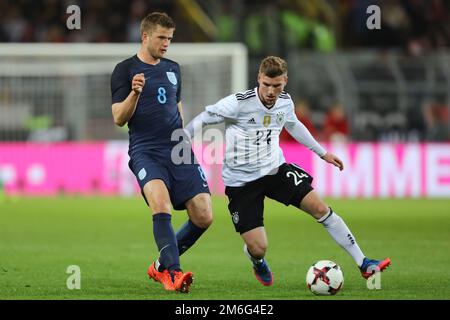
166;72;177;85
276;112;285;126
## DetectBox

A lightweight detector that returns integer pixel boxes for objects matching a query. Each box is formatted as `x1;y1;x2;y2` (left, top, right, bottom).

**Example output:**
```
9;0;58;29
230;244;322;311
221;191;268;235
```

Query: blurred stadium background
1;0;450;300
1;0;449;197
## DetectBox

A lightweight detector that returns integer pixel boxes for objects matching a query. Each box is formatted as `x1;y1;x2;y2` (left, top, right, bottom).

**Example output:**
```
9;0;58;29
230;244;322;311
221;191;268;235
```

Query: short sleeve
111;62;131;104
205;94;239;119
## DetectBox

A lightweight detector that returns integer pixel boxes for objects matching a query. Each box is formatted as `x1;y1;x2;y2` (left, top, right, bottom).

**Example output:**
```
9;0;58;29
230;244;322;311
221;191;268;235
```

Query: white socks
318;208;365;267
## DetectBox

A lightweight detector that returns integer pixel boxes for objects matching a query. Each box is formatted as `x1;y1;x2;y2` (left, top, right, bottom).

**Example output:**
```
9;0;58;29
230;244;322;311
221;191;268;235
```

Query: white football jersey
204;87;299;186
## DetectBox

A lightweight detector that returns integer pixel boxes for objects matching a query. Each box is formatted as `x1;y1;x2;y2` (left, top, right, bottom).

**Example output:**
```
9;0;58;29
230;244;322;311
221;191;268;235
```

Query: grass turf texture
1;196;449;300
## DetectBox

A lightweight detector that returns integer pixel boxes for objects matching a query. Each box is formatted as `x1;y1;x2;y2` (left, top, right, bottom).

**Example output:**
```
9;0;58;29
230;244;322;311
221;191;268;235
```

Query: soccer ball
306;260;344;296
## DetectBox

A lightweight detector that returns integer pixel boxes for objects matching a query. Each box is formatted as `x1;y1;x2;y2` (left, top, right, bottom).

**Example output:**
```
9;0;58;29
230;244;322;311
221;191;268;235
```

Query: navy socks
156;219;207;271
176;219;207;256
152;213;180;272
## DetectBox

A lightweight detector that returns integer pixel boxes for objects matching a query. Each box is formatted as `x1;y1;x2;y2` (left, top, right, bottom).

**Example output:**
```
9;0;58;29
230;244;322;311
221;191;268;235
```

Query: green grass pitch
1;196;449;300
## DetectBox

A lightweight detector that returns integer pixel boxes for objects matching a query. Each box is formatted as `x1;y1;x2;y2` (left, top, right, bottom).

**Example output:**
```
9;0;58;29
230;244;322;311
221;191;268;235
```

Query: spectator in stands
406;101;426;141
216;2;236;42
403;0;450;55
2;4;28;42
127;0;149;42
280;100;317;141
423;101;450;141
279;0;336;53
323;103;350;142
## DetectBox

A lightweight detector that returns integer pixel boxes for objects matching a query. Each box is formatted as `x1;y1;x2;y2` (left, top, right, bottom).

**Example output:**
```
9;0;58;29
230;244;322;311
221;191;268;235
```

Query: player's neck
137;49;160;65
257;90;275;109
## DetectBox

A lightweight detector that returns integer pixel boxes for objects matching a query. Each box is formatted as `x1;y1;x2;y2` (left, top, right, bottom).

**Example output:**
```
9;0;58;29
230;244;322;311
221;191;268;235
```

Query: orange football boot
148;262;194;293
148;262;175;291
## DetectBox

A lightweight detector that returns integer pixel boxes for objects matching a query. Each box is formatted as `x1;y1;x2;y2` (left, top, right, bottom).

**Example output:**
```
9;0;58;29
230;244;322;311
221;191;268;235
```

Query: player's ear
141;32;148;43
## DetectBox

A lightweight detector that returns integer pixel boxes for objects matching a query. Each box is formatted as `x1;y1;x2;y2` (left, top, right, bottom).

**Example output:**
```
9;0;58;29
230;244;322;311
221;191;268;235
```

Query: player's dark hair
259;56;288;78
140;12;175;35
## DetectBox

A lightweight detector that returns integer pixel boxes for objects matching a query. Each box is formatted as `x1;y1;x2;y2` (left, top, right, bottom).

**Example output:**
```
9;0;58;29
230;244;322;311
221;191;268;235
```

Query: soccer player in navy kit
111;12;212;293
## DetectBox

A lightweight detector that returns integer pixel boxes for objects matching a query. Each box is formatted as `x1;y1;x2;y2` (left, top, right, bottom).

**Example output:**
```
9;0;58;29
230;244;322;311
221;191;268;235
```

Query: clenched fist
132;73;145;94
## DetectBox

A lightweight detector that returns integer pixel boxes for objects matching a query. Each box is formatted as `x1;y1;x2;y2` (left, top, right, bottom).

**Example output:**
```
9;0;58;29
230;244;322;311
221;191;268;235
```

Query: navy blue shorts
129;148;210;210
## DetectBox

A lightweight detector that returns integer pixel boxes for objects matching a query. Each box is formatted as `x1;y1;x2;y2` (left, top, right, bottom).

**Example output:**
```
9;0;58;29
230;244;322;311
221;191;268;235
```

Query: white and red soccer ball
306;260;344;295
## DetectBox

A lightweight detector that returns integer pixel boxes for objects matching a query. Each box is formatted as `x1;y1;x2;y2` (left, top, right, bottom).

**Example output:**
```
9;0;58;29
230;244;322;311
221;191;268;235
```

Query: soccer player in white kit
187;56;390;286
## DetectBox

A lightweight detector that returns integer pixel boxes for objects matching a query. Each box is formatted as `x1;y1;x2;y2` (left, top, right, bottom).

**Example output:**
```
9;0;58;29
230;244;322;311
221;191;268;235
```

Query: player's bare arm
111;73;144;127
321;152;344;171
177;102;185;127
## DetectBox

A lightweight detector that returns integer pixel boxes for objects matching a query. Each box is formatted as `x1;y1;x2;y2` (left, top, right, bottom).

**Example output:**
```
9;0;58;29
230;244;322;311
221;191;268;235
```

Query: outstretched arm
185;111;225;139
284;119;344;171
186;94;237;139
320;152;344;171
284;119;326;156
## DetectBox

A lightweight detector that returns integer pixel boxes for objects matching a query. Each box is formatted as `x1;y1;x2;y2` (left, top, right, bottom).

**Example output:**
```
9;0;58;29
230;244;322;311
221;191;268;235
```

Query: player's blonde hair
259;56;288;77
140;12;175;35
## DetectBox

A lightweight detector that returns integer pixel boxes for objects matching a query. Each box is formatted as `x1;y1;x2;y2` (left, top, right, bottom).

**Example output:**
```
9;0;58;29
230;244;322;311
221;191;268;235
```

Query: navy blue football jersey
111;55;182;155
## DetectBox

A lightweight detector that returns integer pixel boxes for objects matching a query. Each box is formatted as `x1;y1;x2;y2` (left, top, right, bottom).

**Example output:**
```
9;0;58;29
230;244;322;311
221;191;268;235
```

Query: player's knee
314;203;330;218
188;197;213;229
248;241;267;259
149;200;171;214
194;208;213;229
